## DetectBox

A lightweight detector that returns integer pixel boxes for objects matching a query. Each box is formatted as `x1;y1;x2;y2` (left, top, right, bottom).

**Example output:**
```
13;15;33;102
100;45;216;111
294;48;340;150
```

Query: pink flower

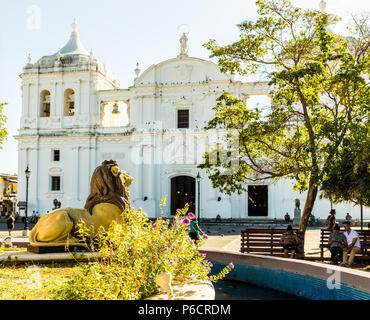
199;253;206;257
188;212;195;219
229;262;234;269
163;247;168;251
169;260;174;264
203;233;209;239
185;203;189;207
182;218;190;225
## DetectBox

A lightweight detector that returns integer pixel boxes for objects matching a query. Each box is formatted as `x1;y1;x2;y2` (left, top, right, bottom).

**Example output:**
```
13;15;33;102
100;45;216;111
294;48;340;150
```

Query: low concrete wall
0;251;99;263
202;250;370;300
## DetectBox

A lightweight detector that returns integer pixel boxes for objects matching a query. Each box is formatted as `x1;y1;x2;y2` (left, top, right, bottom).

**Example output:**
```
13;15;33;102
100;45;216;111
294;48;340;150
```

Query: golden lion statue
29;160;133;247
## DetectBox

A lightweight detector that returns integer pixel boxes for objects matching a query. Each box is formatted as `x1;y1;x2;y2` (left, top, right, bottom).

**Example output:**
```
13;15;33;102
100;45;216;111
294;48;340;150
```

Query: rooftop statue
179;32;188;56
29;160;133;247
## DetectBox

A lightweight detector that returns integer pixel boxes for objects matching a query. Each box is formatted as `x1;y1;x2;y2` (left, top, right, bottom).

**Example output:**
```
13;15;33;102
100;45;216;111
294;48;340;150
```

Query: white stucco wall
14;30;370;221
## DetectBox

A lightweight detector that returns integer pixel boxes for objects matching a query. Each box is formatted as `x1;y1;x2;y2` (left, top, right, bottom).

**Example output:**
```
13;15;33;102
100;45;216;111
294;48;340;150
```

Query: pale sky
0;0;368;174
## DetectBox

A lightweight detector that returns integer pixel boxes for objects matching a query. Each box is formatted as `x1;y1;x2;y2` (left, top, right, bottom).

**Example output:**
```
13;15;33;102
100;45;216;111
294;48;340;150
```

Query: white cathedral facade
15;19;368;220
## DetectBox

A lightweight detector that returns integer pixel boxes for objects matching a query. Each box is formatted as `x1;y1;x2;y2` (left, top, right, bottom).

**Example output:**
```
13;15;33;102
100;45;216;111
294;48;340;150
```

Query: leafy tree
198;0;369;233
320;124;370;207
0;102;7;149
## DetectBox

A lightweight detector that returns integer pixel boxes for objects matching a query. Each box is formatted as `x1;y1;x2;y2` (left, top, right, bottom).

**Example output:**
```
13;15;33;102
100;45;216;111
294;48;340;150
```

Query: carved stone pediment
175;64;193;82
49;167;62;173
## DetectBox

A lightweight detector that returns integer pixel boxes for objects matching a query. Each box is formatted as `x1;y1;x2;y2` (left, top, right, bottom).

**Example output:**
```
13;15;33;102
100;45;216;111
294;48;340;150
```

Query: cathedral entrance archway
170;176;195;215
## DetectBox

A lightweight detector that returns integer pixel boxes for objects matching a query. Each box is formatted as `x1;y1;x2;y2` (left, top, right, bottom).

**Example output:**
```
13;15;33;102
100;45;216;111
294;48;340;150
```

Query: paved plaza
1;221;368;264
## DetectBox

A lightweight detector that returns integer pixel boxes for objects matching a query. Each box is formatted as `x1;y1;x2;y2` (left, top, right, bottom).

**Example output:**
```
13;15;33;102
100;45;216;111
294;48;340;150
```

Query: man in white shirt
342;221;361;267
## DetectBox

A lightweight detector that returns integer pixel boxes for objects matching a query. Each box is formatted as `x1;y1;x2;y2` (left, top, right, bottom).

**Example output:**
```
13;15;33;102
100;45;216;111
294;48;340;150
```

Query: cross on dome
72;17;78;32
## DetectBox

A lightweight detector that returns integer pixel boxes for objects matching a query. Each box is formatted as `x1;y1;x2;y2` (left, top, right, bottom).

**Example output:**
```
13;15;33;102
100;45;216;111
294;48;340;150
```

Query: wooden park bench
320;228;370;261
240;227;305;258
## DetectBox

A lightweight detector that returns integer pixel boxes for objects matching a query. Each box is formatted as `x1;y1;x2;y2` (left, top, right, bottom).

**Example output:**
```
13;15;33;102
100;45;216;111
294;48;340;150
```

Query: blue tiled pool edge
210;260;370;300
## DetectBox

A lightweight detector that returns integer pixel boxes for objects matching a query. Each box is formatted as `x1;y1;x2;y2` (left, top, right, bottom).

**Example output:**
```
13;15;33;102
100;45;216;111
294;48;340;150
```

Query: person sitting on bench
342;221;361;267
284;212;290;223
328;223;346;265
279;225;299;259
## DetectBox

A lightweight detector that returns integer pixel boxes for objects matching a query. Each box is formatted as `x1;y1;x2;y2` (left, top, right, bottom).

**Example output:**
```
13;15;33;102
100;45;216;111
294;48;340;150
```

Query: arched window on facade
64;89;75;116
40;90;51;117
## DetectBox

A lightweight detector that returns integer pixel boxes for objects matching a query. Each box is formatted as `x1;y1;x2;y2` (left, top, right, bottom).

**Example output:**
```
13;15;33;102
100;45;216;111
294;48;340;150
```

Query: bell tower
19;18;119;131
16;19;120;216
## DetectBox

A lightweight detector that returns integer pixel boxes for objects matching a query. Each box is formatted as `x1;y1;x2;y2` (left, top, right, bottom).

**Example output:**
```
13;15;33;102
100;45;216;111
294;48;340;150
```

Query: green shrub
57;197;232;300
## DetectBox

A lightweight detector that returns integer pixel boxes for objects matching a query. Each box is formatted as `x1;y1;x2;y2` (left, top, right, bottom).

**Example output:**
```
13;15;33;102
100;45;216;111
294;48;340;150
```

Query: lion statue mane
29;160;133;247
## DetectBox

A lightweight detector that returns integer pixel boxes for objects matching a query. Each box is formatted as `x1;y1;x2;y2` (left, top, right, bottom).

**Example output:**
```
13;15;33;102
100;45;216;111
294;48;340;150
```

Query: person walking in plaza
5;212;15;237
279;225;300;259
325;209;336;230
341;221;361;267
328;223;346;265
345;213;352;222
188;214;205;245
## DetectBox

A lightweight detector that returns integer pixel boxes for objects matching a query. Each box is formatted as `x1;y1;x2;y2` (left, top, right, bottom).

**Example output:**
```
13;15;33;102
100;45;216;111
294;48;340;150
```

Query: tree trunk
299;183;318;234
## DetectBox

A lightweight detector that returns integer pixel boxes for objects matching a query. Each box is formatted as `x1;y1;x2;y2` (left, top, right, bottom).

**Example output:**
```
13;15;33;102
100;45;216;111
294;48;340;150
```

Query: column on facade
17;147;28;209
139;97;144;128
24;84;31;118
153;132;163;215
72;146;80;202
28;145;39;213
60;81;65;126
78;79;83;116
133;143;143;201
81;146;90;202
89;137;97;188
52;81;58;117
124;100;130;126
142;144;154;200
205;131;217;201
35;80;40;128
270;182;276;219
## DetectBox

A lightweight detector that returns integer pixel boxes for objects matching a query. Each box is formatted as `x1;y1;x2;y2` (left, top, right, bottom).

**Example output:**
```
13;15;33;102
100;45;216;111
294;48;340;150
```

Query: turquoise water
214;279;304;300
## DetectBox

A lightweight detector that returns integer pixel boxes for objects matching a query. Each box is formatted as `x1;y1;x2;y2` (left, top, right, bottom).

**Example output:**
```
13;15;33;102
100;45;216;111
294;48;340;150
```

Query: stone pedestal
27;245;88;254
293;208;301;227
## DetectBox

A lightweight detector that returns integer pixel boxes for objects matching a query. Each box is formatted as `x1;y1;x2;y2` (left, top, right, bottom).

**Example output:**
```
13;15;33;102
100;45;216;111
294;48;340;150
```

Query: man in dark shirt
325;209;336;230
284;212;290;223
